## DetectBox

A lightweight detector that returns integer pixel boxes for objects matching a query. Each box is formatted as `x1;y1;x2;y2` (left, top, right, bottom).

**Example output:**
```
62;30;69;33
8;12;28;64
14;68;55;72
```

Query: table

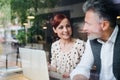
49;71;70;80
0;72;29;80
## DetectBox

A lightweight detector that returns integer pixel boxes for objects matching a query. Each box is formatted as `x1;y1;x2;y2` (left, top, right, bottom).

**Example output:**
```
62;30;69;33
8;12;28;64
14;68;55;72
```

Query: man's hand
62;72;70;78
73;74;88;80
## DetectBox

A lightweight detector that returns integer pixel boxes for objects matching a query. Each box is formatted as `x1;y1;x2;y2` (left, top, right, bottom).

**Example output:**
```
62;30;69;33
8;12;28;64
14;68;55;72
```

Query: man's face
83;10;103;40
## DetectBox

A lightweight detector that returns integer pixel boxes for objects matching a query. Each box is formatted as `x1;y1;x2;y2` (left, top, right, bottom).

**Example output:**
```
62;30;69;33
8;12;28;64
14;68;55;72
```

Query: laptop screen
19;48;49;80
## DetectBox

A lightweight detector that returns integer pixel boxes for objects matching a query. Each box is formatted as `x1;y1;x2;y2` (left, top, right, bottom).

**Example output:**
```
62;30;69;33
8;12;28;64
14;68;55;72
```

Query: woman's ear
53;27;57;33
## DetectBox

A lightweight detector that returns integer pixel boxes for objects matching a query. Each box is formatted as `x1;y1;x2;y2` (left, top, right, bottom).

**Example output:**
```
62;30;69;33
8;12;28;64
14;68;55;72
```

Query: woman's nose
63;27;68;31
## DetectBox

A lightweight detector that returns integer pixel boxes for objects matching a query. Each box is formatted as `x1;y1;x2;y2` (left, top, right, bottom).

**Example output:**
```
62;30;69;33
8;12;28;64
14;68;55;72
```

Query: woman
48;14;85;79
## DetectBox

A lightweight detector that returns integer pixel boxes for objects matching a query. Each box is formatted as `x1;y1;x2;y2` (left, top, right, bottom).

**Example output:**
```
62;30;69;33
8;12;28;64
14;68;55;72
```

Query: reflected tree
11;0;58;43
11;0;58;24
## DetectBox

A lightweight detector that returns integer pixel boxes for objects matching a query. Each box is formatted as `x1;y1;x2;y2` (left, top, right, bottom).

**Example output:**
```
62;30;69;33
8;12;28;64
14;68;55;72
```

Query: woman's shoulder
51;40;60;47
74;38;85;44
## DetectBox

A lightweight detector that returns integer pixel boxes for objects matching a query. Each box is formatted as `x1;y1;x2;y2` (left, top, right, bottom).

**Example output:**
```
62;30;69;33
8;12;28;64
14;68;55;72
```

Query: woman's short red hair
51;14;67;29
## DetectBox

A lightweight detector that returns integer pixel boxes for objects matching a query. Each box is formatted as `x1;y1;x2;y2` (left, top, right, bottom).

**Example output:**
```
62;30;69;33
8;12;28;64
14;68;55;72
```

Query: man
70;0;120;80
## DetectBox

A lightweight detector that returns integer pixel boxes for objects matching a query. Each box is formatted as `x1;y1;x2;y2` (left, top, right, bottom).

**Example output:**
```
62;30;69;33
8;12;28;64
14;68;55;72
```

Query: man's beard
88;33;101;40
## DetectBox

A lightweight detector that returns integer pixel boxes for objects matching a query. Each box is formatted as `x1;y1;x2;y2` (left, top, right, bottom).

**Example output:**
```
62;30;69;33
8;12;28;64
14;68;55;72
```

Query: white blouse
51;39;85;74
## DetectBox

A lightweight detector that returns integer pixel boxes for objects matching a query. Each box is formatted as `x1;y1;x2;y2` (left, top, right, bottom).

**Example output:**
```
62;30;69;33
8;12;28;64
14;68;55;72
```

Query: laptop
19;48;49;80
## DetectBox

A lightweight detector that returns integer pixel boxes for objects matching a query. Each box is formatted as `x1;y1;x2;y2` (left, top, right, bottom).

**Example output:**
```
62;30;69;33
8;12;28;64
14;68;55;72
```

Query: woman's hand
47;62;51;71
47;62;57;72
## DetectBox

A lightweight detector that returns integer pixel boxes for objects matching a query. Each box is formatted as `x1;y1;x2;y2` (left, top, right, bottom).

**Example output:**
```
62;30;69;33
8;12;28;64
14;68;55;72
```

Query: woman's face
53;18;72;40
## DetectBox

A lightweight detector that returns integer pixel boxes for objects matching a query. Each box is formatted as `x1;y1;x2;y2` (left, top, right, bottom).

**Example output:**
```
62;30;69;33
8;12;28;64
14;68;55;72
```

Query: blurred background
0;0;120;80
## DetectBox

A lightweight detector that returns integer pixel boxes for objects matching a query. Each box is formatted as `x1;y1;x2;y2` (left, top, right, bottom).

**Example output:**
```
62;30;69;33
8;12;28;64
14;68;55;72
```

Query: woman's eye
58;26;63;29
66;24;71;27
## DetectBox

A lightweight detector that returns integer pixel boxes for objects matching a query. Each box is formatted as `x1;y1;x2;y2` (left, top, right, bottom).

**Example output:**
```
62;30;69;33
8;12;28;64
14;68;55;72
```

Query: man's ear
102;20;110;31
53;27;57;33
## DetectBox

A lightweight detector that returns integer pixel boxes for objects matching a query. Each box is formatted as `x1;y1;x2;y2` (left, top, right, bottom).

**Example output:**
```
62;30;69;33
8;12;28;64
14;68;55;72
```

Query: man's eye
85;22;91;26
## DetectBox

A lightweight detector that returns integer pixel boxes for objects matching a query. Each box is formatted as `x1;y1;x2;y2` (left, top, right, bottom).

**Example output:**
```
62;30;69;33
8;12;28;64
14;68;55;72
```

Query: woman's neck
59;38;75;52
60;38;73;45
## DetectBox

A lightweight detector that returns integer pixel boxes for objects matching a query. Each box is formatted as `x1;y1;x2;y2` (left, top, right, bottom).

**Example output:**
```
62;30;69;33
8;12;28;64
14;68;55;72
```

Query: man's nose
82;24;88;33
